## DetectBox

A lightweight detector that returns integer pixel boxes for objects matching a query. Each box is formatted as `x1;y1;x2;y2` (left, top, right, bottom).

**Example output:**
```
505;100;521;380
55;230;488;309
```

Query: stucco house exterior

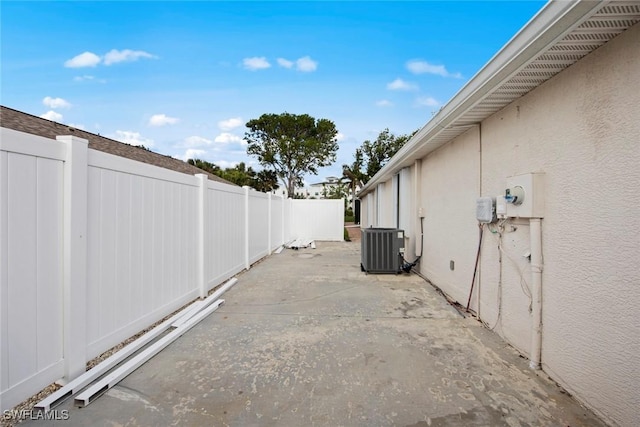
272;185;321;199
357;2;639;426
272;176;357;202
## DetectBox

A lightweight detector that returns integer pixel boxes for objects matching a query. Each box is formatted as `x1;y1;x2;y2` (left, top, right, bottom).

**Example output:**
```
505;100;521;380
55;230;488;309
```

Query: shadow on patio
21;241;604;426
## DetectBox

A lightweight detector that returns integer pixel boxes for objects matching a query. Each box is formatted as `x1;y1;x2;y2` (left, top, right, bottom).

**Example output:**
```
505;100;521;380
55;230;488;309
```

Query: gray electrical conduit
466;223;484;312
401;217;424;273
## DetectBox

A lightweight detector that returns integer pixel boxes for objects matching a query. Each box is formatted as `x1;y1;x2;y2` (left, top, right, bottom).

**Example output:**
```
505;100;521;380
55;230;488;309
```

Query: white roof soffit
359;0;640;196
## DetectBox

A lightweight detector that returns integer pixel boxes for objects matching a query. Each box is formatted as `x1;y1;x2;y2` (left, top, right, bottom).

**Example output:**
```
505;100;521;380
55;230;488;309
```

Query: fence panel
206;181;246;290
248;190;269;263
85;150;200;358
0;130;66;410
283;198;292;243
270;195;284;249
1;127;346;411
290;199;344;241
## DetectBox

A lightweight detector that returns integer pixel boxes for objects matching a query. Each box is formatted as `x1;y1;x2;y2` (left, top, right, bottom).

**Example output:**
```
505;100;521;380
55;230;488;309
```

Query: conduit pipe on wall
529;218;543;370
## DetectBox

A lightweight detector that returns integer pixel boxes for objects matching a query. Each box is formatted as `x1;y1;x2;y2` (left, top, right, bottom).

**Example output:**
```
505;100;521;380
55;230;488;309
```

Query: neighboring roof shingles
0;105;234;185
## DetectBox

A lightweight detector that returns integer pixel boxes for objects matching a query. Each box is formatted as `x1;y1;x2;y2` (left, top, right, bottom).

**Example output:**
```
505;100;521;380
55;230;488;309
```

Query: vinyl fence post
244;186;250;270
267;193;272;255
286;197;291;244
280;196;287;245
196;174;208;298
57;135;88;381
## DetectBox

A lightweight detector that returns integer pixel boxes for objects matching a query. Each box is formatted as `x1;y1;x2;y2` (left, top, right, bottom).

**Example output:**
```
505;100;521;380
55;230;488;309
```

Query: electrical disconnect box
496;195;507;219
505;172;545;218
476;197;496;223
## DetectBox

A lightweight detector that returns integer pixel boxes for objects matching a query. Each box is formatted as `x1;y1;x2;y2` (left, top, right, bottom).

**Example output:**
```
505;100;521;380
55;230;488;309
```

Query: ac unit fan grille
361;228;404;274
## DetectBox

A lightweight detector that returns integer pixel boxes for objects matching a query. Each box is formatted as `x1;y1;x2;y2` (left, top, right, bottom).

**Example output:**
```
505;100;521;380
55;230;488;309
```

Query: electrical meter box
505;172;545;218
476;197;496;223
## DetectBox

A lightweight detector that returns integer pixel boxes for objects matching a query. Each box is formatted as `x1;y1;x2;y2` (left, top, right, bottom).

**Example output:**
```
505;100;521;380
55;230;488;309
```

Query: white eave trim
359;0;607;197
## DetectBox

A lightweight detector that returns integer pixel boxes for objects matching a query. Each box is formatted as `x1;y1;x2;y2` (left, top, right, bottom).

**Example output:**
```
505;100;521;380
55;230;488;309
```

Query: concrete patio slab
20;241;605;426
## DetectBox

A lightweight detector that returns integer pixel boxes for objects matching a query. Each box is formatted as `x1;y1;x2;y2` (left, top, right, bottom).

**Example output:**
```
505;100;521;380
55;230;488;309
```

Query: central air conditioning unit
361;228;405;274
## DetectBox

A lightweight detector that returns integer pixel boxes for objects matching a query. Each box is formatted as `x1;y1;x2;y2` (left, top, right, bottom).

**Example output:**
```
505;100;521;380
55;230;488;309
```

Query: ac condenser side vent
361;228;405;274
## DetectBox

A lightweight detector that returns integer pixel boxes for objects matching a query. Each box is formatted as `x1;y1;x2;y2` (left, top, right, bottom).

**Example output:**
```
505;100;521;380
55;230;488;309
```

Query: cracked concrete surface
21;241;606;426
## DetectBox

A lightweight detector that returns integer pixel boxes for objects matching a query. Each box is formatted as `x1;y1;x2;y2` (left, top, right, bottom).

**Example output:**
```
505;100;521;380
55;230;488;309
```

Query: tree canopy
244;112;339;197
344;128;417;186
187;159;279;192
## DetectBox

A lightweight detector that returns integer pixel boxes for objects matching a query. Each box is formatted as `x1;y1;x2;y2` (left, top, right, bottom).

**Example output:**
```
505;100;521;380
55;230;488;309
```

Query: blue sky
1;0;546;185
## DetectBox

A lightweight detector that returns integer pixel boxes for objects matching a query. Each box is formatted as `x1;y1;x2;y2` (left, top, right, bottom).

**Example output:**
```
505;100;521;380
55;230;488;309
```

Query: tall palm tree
341;164;363;213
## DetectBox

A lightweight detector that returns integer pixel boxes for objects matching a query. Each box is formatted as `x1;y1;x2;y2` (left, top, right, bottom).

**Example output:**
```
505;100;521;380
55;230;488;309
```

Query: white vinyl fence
0;128;342;410
290;199;344;241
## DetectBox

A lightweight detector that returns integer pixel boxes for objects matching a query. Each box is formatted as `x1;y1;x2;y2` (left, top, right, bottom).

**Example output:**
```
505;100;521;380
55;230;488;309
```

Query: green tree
322;182;349;200
252;169;279;193
342;151;366;212
219;162;254;187
187;158;221;175
245;112;339;197
187;159;279;192
348;128;417;185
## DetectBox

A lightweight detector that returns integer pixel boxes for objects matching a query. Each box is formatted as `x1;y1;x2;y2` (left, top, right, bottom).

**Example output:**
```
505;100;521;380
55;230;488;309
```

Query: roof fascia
358;0;604;197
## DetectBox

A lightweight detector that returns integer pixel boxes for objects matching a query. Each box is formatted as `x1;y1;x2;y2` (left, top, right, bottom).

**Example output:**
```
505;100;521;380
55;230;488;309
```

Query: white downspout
529;217;543;370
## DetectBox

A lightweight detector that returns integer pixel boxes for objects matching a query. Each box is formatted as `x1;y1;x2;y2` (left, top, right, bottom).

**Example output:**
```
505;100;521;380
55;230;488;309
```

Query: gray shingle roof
0;105;234;185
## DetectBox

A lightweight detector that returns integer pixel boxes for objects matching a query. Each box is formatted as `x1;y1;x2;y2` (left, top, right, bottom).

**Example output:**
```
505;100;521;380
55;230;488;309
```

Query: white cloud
336;132;345;142
243;57;271;71
103;49;156;65
179;148;207;161
109;130;154;148
277;58;294;69
64;51;101;68
148;113;179;127
40;111;63;122
375;100;394;107
214;160;240;169
296;56;318;72
406;59;462;78
43;96;71;109
213;133;246;152
387;78;418;91
67;123;85;130
73;75;106;83
416;96;441;107
64;49;155;68
214;133;244;144
277;56;317;72
183;136;212;147
218;117;243;131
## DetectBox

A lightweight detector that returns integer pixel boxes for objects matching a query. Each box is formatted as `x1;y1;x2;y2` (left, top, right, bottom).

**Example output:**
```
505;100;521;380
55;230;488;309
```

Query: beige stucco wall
362;22;639;427
479;23;640;427
377;181;394;228
419;126;481;305
359;193;370;228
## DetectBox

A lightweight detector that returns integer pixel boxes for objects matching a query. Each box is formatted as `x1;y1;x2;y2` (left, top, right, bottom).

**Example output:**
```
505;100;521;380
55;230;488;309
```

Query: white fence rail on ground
0;127;342;411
